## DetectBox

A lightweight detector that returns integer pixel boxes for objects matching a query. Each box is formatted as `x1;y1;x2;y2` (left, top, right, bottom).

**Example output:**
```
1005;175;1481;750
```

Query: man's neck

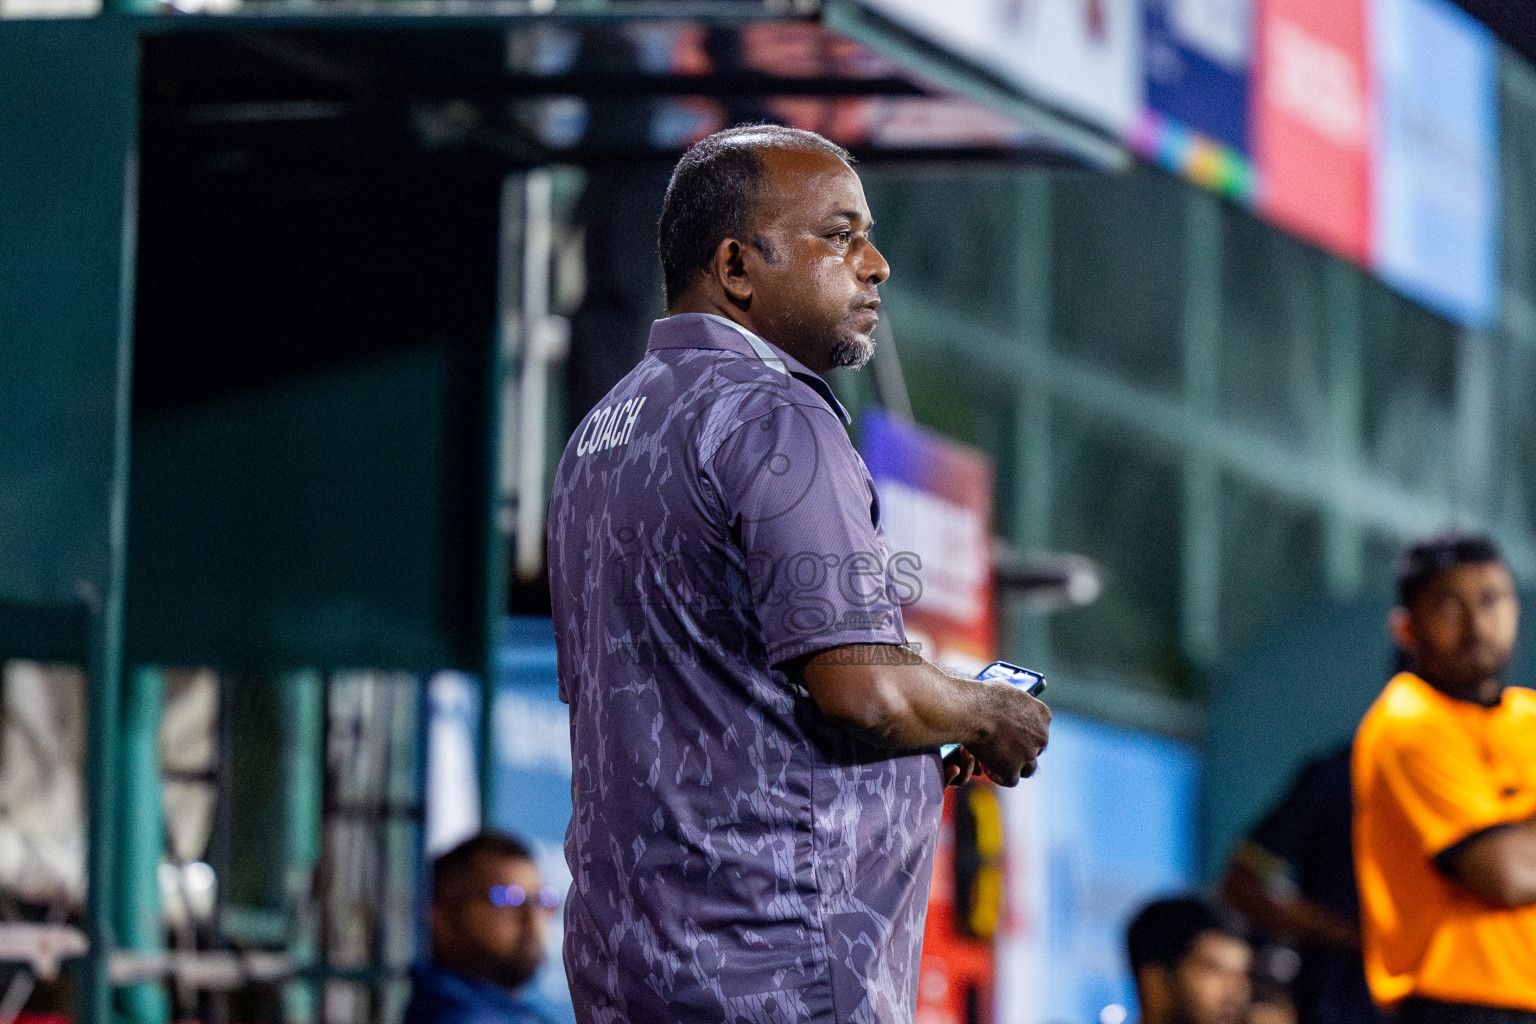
1419;671;1504;707
669;296;759;338
668;295;830;375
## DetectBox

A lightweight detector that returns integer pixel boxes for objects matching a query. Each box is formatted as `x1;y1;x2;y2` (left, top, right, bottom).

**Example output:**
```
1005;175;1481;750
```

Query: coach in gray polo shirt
547;125;1051;1024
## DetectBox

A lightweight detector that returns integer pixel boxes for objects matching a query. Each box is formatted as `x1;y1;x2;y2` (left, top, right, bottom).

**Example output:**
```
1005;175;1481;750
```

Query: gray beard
830;333;875;370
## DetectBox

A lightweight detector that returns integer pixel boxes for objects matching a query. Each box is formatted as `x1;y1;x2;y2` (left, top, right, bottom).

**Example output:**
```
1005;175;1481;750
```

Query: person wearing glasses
404;832;564;1024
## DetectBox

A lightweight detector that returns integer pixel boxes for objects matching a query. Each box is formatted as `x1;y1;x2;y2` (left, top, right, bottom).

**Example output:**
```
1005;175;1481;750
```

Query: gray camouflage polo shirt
547;313;944;1024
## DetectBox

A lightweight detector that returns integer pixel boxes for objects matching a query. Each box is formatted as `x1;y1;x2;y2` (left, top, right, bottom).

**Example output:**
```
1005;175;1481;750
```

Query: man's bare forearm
796;645;1002;748
1450;816;1536;907
792;644;1050;785
1220;857;1360;951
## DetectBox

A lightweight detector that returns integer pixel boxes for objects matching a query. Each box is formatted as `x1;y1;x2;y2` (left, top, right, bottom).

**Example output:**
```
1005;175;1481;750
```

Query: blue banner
997;713;1201;1024
490;617;578;1024
1371;0;1500;329
1143;0;1251;156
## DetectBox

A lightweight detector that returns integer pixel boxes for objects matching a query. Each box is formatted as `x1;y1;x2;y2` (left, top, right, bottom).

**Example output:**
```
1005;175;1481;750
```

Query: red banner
1253;0;1372;263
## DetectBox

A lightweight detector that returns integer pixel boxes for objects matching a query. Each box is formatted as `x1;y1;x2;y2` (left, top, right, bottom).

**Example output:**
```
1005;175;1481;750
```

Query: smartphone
976;660;1047;698
941;661;1046;757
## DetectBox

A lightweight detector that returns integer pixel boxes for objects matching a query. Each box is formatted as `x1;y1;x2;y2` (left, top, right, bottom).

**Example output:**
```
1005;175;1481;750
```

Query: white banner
861;0;1143;133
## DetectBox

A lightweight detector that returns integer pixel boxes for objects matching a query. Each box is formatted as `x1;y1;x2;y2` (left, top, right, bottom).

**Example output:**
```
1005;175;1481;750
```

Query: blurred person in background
1221;741;1385;1024
404;832;562;1024
1354;534;1536;1024
1128;897;1253;1024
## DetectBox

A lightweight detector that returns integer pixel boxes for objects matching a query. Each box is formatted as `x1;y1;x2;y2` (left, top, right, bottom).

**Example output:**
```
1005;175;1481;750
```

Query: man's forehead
471;850;539;880
756;147;866;215
1424;560;1514;595
1189;930;1251;966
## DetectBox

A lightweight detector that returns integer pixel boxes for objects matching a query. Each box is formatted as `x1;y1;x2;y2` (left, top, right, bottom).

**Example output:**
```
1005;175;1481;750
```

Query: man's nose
1465;604;1499;642
860;240;890;284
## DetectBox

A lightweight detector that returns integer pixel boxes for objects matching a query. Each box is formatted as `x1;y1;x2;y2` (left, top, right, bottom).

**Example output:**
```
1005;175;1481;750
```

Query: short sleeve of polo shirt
1376;713;1525;859
710;399;906;666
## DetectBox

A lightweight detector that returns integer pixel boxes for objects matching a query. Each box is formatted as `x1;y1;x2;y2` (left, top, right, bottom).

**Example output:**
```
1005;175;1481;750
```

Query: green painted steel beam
126;1;811;30
1179;190;1222;667
116;666;170;1024
86;142;141;1024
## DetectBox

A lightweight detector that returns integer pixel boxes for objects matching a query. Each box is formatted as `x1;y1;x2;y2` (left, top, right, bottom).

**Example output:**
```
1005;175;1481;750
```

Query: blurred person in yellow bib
1353;534;1536;1024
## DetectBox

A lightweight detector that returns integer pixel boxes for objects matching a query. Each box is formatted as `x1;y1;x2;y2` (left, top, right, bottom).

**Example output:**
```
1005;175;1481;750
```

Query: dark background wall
125;31;505;672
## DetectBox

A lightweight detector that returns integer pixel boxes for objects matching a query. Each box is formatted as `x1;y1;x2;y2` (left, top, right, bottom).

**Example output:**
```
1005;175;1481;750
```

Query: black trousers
1398;998;1536;1024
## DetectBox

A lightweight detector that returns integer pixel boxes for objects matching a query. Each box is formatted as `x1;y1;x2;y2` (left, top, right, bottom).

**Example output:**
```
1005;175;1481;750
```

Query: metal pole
83;145;140;1024
483;173;525;821
1323;261;1364;599
1010;173;1054;669
280;669;324;1024
514;169;555;584
116;666;170;1024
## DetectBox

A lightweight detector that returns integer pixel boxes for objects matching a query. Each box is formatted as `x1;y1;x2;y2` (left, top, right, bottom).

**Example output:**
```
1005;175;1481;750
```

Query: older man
546;125;1050;1023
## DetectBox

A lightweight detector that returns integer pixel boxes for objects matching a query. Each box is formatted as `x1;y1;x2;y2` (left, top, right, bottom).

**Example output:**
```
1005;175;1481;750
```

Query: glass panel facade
1359;279;1459;496
861;171;1025;336
1218;208;1328;445
1217;477;1327;658
1048;409;1186;693
1051;167;1187;395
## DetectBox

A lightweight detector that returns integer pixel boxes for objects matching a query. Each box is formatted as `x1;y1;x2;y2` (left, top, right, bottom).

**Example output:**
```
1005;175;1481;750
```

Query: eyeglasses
488;884;562;910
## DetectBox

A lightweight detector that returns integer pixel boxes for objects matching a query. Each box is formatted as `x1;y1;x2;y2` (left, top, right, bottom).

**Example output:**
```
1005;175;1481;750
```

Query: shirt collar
413;963;543;1015
647;313;852;425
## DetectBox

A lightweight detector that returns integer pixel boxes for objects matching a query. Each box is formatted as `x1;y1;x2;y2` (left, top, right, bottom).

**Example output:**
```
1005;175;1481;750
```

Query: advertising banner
1252;0;1373;263
857;0;1143;134
1138;0;1256;200
855;0;1500;330
996;714;1201;1024
1371;0;1499;329
858;409;996;671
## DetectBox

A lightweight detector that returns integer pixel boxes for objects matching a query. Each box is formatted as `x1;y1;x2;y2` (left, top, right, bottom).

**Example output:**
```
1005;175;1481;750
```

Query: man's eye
835;230;851;244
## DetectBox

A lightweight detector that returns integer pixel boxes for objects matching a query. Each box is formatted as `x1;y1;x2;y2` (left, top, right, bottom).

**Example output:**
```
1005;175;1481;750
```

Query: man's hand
791;644;1050;787
964;682;1051;787
943;746;977;788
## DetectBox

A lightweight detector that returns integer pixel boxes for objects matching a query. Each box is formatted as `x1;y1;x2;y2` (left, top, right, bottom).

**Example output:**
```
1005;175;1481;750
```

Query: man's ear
1137;965;1173;1024
1389;607;1416;658
713;237;753;306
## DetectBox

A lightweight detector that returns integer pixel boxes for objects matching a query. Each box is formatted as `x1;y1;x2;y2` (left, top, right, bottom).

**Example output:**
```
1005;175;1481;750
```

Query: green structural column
279;670;325;1024
1322;260;1364;599
1009;172;1054;670
0;20;140;1024
116;666;170;1024
1180;190;1223;668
